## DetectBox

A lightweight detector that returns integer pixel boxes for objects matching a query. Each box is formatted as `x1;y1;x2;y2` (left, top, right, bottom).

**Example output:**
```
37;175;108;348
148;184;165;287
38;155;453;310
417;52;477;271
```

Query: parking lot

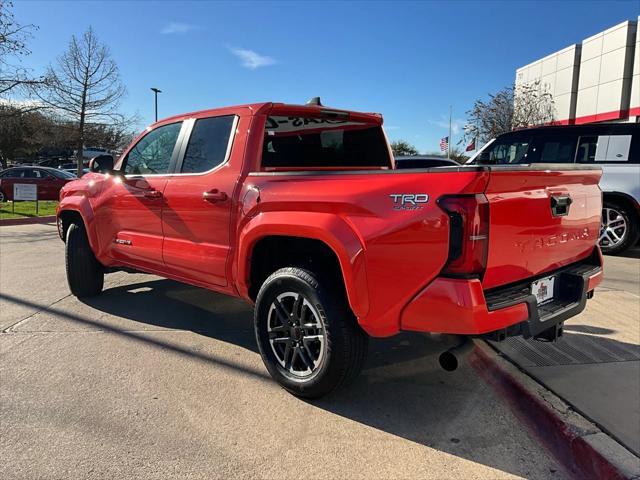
1;222;638;479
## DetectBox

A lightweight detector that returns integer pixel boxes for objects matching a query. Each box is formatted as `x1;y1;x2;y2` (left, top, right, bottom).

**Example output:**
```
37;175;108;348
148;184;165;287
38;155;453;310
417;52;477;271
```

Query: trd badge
390;194;429;210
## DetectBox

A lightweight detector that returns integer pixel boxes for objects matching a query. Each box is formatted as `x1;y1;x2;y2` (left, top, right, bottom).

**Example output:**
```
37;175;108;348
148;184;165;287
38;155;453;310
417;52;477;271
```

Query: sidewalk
490;250;640;457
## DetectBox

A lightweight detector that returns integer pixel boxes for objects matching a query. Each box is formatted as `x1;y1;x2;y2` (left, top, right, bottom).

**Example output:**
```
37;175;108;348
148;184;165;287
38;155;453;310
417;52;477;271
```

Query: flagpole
448;105;452;159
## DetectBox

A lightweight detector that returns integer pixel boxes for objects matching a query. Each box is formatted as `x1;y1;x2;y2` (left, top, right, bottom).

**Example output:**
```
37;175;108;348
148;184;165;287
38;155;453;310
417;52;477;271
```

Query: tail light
438;194;489;277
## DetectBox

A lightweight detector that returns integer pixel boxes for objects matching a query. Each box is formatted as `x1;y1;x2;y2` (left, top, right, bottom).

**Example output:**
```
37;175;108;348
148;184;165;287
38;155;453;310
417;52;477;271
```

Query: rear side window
261;116;391;169
124;122;182;175
576;135;635;163
181;116;235;174
576;136;598;163
528;136;577;163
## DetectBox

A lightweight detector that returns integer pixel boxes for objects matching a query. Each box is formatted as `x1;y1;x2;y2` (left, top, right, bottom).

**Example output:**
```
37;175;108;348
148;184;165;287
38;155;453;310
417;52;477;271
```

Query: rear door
482;166;602;289
35;169;62;200
161;114;241;287
94;121;183;271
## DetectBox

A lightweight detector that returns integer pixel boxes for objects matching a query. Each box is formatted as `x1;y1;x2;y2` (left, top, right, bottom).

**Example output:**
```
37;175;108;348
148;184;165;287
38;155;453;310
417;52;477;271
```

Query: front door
161;114;240;287
94;121;183;272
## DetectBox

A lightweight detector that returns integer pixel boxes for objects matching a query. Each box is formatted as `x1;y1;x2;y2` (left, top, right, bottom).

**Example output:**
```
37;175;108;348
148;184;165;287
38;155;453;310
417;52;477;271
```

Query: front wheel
65;222;104;297
599;201;639;255
254;267;368;398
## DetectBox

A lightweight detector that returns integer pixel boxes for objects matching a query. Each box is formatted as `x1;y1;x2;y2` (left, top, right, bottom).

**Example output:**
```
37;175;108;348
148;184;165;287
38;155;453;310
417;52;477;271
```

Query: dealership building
515;18;639;125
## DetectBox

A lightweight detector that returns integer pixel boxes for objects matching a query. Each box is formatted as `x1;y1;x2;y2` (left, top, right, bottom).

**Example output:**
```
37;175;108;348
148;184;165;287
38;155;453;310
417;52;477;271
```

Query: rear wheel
599;201;639;255
254;267;368;398
0;190;5;203
65;222;104;297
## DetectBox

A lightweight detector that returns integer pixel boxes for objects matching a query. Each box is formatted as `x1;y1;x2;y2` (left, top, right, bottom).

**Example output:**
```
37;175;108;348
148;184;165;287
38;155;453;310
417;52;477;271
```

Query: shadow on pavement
615;246;640;260
562;324;616;335
1;278;558;478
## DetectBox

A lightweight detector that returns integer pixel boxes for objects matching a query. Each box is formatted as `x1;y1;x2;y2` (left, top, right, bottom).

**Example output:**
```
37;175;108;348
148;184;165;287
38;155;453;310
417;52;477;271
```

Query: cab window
123;122;182;175
261;116;391;169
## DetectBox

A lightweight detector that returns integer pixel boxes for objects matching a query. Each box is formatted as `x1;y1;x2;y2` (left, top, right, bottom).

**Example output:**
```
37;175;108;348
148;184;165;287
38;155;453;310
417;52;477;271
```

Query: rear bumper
400;248;603;339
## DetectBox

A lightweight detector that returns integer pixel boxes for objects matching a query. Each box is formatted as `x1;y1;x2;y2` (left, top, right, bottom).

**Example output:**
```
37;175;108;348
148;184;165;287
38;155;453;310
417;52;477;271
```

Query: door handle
143;189;163;199
203;189;228;203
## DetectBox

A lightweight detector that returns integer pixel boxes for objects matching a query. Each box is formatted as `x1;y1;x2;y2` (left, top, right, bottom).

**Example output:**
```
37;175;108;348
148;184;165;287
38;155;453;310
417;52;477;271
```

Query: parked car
57;101;603;398
394;155;460;169
80;147;112;160
468;123;639;254
0;166;76;202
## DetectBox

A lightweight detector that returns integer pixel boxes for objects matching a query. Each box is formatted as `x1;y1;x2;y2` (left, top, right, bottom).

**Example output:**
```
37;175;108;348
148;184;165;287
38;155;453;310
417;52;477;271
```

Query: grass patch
0;201;58;220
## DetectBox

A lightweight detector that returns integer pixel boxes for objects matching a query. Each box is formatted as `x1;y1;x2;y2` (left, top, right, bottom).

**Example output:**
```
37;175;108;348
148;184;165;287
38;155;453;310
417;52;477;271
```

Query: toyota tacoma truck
57;101;603;398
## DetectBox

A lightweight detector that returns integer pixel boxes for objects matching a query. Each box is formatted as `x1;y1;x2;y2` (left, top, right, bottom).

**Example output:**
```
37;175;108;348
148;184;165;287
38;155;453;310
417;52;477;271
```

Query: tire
600;200;639;255
254;267;368;398
0;190;5;203
65;222;104;297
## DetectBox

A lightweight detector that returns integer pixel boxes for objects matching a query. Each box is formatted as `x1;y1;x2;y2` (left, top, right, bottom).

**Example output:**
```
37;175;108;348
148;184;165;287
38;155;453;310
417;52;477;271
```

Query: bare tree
390;140;419;156
0;1;45;113
463;81;555;145
36;27;126;176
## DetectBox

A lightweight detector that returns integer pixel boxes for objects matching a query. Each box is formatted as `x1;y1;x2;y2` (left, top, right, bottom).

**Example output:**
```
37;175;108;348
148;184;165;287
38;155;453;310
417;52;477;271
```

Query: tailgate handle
550;195;572;217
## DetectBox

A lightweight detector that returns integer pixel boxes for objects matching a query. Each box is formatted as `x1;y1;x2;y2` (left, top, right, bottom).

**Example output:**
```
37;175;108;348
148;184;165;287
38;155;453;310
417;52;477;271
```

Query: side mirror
89;154;114;173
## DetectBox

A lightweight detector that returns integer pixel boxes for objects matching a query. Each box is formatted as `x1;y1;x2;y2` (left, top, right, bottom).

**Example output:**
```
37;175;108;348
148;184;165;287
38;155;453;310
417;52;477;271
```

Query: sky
10;0;640;153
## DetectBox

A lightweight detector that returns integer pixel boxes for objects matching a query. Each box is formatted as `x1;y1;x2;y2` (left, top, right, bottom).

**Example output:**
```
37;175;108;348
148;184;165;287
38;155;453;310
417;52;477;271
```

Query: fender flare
57;199;99;253
235;211;370;319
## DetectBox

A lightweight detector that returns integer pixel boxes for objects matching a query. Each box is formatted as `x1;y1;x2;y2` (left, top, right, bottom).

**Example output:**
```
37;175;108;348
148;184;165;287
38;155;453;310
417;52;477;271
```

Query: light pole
150;87;162;122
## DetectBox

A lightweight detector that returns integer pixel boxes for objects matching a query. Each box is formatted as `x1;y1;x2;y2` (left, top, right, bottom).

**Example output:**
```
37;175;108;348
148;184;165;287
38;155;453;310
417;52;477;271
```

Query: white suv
468;123;640;255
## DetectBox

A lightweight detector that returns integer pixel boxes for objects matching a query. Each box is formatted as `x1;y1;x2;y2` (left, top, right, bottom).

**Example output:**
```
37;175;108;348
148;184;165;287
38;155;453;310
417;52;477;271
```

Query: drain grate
490;332;640;367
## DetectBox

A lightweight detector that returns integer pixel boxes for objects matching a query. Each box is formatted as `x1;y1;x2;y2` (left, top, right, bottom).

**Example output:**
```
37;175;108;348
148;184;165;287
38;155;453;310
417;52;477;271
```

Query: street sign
13;183;38;201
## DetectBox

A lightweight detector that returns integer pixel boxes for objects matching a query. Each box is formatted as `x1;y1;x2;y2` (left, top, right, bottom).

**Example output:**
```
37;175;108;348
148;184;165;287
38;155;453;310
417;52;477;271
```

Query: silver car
468;123;639;254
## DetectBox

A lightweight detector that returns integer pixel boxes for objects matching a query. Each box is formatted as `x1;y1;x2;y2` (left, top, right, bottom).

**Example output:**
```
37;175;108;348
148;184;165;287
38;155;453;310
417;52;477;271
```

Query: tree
36;27;126;176
448;146;469;164
463;81;555;145
390;140;419;156
0;1;45;114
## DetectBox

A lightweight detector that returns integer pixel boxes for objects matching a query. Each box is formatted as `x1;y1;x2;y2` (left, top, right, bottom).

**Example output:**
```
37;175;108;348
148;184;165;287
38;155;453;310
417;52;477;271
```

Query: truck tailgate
482;165;602;290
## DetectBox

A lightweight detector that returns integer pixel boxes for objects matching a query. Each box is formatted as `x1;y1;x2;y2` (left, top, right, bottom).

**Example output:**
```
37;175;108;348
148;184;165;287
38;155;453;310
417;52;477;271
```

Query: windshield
468;137;532;165
52;169;77;179
261;116;391;169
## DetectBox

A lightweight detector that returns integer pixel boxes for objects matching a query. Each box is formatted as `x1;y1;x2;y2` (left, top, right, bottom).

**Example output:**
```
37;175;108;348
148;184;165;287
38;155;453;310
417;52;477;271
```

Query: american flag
439;136;449;152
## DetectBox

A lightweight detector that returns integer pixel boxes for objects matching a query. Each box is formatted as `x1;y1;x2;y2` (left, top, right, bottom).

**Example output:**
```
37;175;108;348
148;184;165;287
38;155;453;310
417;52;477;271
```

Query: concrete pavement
491;247;640;458
0;223;566;479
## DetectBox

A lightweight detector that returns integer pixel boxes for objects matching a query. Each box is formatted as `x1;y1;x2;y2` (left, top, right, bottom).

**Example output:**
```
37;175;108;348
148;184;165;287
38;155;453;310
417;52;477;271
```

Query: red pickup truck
57;101;603;398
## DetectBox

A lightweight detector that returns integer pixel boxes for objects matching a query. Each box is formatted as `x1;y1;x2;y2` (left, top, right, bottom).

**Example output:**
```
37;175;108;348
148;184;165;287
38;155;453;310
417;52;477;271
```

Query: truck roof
155;102;383;127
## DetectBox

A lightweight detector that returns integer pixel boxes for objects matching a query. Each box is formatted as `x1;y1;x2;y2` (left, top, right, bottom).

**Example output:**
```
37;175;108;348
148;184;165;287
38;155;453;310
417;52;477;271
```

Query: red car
0;166;76;202
57;101;603;398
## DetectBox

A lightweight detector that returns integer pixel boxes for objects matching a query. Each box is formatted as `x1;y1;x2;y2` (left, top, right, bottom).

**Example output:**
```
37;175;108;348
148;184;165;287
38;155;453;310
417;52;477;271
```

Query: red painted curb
0;215;57;227
471;342;630;480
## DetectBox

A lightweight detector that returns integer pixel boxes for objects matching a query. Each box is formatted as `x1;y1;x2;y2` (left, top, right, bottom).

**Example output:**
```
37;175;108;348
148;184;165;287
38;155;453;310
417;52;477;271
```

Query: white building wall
515;45;581;124
575;20;637;123
515;19;639;125
629;16;640;121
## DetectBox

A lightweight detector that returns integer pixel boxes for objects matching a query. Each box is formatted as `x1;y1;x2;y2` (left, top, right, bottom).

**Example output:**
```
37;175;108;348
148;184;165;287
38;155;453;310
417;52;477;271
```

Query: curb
0;215;57;227
471;340;640;480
